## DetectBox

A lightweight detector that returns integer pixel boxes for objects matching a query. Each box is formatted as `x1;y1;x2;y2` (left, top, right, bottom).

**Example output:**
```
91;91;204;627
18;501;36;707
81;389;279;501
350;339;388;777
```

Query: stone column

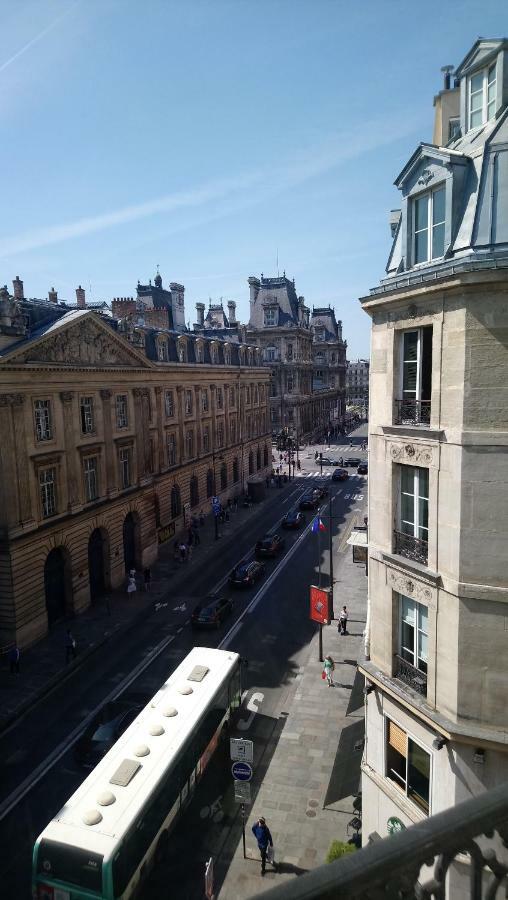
194;386;202;456
99;389;116;498
60;391;79;509
154;386;165;472
11;394;34;525
0;394;20;528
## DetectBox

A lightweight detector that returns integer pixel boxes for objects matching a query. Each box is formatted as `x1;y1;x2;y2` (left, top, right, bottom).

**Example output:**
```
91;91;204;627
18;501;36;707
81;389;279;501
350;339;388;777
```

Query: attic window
264;309;277;326
413;186;445;265
468;61;497;130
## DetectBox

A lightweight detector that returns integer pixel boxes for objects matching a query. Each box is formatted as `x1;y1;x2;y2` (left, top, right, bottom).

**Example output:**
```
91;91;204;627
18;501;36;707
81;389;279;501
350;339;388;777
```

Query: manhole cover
308;799;319;808
306;810;317;818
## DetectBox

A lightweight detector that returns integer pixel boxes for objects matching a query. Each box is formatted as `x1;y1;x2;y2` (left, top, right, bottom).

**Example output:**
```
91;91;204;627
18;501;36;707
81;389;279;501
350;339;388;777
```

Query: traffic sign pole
241;803;246;859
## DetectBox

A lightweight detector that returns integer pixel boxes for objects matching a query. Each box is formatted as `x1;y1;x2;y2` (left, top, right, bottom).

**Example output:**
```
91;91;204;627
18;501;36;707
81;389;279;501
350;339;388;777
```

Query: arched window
263;444;268;467
206;468;215;498
190;475;199;508
171;484;181;519
248;451;254;475
233;457;239;483
220;463;227;490
256;446;261;470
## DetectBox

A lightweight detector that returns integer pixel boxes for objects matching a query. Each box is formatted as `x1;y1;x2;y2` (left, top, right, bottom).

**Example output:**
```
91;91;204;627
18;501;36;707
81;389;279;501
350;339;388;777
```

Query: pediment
4;313;151;368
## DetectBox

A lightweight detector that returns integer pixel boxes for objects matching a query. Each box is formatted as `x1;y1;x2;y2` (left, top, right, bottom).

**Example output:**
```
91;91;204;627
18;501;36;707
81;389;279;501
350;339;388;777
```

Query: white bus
32;647;242;900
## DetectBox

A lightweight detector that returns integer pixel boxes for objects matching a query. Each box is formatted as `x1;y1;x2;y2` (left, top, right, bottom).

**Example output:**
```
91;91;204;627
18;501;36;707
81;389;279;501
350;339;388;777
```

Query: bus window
36;839;103;894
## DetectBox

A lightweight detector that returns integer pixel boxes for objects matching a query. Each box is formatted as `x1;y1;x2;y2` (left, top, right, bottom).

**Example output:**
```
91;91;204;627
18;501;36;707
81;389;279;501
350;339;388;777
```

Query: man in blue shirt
252;816;273;875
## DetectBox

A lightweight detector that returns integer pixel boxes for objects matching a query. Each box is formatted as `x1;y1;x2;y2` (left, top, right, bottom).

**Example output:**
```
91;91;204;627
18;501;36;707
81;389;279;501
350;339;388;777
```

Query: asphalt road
1;427;368;899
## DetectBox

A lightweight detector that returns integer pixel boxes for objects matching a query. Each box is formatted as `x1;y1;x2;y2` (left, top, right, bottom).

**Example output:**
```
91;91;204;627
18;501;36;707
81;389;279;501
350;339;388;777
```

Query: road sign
230;738;253;763
231;761;252;781
234;781;251;804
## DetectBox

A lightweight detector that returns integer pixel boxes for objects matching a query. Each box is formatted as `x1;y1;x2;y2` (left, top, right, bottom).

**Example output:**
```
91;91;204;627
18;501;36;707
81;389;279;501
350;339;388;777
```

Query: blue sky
1;0;506;358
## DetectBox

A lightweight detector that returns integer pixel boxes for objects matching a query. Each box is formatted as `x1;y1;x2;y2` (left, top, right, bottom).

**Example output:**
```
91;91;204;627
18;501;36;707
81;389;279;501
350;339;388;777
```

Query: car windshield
259;538;271;547
236;565;248;576
200;606;215;618
92;722;117;742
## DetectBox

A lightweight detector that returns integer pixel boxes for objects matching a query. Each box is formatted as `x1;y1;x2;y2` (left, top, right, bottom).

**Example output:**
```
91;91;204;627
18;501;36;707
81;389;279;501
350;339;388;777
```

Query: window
386;719;430;814
287;343;293;360
216;387;223;410
203;425;210;453
202;389;209;413
115;395;128;429
167;433;177;467
186;430;194;459
246;386;251;405
119;448;131;489
165;390;174;418
233;457;239;483
230;417;236;443
264;308;277;326
83;456;99;502
178;343;187;363
398;327;432;424
40;467;56;518
287;376;293;393
34;399;52;442
158;340;168;362
185;390;193;415
448;117;460;142
256;447;261;470
263;444;269;467
397;465;429;565
266;346;277;362
248;451;254;475
206;469;215;498
230;386;236;408
190;475;199;507
413;187;445;264
400;595;428;675
80;396;95;434
217;421;224;448
171;484;181;519
196;344;203;363
220;463;227;490
468;61;496;129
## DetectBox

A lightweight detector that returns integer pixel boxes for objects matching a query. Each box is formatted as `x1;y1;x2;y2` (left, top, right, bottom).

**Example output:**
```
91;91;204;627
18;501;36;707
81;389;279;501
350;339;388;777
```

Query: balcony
251;780;508;900
394;653;427;695
393;530;428;566
394;398;431;426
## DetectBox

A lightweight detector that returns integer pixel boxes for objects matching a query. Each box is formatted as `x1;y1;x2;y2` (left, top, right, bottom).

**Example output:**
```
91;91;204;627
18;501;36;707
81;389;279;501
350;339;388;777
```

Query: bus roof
36;647;240;859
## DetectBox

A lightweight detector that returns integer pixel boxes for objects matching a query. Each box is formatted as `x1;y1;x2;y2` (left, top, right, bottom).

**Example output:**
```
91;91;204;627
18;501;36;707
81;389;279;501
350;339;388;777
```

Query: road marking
237;691;264;731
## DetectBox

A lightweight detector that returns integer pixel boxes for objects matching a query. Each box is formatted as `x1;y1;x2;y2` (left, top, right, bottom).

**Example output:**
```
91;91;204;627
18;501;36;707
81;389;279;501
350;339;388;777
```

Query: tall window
266;346;277;362
287;376;293;393
220;462;227;490
83;456;99;502
400;595;428;675
468;61;496;129
286;343;293;360
196;343;203;363
248;451;254;475
399;327;432;424
202;389;209;413
400;466;429;545
263;444;269;467
185;390;193;415
167;433;177;466
119;448;131;489
186;430;194;459
171;484;181;519
233;457;239;484
80;396;95;434
230;386;236;408
217;422;224;448
34;399;52;442
165;390;174;418
413;187;445;264
40;467;56;518
264;308;277;326
386;719;430;814
115;395;128;429
254;386;259;404
246;386;251;405
190;475;199;507
158;340;168;362
206;469;214;498
256;447;261;470
216;387;223;410
230;417;236;443
203;425;210;453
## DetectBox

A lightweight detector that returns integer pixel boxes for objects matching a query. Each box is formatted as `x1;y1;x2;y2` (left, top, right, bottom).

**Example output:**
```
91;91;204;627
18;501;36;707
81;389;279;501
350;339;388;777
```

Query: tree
325;840;357;864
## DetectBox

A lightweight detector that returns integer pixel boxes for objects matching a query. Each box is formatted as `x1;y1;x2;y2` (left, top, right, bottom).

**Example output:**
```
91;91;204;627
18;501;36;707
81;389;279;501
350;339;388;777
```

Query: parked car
299;491;320;510
255;533;286;558
74;699;143;768
229;560;266;587
313;482;329;498
332;468;349;481
358;462;368;475
318;457;337;466
343;457;362;467
191;594;234;629
281;510;306;529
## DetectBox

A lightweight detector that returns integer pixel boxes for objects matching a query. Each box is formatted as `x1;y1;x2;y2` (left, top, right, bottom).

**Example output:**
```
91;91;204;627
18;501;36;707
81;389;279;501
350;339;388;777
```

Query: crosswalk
294;470;365;481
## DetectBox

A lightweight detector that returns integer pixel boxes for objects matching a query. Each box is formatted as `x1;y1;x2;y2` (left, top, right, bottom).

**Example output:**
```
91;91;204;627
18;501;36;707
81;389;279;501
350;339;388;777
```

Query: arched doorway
44;548;70;626
88;528;110;603
123;512;140;573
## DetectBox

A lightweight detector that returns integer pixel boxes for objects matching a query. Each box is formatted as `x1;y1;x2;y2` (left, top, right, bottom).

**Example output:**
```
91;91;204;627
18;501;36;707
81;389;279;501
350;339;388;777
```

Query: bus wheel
155;830;169;864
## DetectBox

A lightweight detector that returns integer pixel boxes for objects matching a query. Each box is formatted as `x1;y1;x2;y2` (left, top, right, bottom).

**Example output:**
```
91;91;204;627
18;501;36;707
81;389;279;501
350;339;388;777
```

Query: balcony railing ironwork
250;780;508;900
394;398;431;426
394;653;427;695
393;529;428;565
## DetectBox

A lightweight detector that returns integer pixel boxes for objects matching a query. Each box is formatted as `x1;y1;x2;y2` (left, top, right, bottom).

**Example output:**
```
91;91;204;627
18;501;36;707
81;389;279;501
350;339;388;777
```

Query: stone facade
0;281;270;648
358;38;508;895
346;358;369;412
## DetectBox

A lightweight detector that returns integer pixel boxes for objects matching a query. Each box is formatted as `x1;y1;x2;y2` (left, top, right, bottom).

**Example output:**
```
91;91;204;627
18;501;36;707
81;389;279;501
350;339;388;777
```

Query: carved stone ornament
389;442;434;466
418;168;433;187
388;567;434;606
100;389;112;401
17;319;144;367
0;392;25;406
60;391;74;403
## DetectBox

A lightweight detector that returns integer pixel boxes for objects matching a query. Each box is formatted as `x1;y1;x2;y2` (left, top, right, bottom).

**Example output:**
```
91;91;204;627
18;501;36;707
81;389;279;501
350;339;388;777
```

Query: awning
347;529;368;548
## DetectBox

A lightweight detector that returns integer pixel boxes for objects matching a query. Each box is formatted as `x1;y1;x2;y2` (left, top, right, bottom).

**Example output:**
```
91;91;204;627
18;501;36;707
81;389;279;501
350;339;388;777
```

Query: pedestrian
323;655;335;686
314;450;318;461
252;816;274;876
129;567;136;579
338;605;348;635
9;643;20;674
193;526;200;546
143;567;151;592
127;573;137;595
225;509;230;522
173;539;180;561
179;542;187;563
199;510;205;527
65;629;77;663
233;496;238;512
339;456;343;467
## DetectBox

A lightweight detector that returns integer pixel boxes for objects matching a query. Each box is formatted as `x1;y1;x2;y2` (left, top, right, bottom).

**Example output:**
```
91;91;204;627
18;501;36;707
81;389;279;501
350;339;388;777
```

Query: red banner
310;585;331;625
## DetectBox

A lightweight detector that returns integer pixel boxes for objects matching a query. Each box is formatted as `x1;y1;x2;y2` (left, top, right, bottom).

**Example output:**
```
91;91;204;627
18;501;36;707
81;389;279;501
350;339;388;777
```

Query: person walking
127;573;137;595
338;605;348;635
192;526;200;546
252;816;274;876
65;629;77;664
179;542;187;563
323;655;335;687
143;567;151;592
9;643;20;674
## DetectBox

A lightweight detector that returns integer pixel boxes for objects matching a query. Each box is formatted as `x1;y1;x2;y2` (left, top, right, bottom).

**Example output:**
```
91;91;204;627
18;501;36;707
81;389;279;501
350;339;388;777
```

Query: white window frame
80;396;95;435
264;308;277;326
202;389;209;413
83;456;99;502
216;387;223;410
167;433;177;466
34;399;53;442
164;390;174;418
185;390;193;416
412;185;446;265
119;447;131;489
384;716;432;815
157;339;168;362
399;465;429;543
115;394;128;429
399;594;428;674
266;346;277;362
39;467;56;518
468;61;497;130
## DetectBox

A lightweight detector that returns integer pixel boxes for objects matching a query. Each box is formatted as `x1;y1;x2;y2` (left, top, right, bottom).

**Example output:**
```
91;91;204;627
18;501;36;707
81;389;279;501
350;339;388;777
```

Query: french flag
312;517;326;533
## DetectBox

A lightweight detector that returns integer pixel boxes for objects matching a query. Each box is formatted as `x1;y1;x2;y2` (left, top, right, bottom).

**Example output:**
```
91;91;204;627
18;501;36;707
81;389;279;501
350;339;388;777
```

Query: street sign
211;496;221;515
230;738;254;763
309;585;331;625
234;781;251;804
231;761;252;781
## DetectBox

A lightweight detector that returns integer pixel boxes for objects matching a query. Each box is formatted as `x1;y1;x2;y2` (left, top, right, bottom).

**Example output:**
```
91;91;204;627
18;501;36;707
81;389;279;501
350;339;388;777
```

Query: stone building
246;274;344;440
346;358;370;414
310;306;347;426
358;38;508;894
0;276;270;648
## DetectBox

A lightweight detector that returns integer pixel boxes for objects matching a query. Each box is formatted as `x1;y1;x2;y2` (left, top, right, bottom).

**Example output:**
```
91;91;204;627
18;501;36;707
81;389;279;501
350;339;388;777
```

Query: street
0;426;368;900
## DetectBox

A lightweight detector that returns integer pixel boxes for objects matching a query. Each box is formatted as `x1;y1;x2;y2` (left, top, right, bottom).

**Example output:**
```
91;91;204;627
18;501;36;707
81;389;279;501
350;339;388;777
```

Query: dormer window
468;61;496;129
264;308;277;326
413;185;445;264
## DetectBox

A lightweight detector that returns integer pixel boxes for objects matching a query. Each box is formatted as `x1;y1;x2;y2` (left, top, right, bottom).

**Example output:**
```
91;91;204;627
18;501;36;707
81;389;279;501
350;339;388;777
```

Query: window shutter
388;720;407;757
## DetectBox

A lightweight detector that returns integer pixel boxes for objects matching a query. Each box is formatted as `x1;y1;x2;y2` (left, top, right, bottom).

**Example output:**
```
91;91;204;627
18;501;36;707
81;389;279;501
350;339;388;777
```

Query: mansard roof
454;38;508;79
248;274;309;329
310;307;340;341
204;304;230;329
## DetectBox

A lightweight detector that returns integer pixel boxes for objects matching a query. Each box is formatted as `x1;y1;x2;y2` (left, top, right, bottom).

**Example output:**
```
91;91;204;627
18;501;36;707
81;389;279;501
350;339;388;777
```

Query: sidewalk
0;490;285;732
216;539;368;898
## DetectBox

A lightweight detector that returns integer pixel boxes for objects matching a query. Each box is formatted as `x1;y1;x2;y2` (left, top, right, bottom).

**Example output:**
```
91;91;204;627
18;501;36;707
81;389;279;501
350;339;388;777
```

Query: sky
0;0;506;359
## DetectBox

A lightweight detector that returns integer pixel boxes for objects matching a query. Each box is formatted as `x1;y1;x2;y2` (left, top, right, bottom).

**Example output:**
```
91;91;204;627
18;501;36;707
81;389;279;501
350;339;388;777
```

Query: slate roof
310;307;340;342
204;304;230;329
248;275;306;329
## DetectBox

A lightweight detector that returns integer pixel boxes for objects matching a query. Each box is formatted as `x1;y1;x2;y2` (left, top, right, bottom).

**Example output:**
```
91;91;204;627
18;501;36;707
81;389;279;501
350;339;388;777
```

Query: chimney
12;276;24;300
196;302;205;326
48;287;58;303
76;285;86;308
441;65;454;91
228;300;237;324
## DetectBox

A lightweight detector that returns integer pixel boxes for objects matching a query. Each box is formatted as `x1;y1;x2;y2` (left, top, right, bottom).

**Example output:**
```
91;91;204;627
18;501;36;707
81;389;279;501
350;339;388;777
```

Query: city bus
32;647;242;899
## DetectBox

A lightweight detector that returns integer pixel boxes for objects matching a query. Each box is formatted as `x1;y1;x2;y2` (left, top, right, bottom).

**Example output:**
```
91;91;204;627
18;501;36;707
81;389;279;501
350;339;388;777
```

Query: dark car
191;594;234;629
358;462;368;475
255;533;286;558
343;457;362;467
229;560;266;587
318;456;336;466
313;482;329;498
74;700;143;768
299;491;320;510
332;467;350;481
281;509;306;529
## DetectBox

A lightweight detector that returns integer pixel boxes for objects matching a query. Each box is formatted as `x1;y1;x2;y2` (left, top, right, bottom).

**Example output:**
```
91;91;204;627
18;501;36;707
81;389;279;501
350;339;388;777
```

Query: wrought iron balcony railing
394;398;431;426
250;780;508;900
394;653;427;696
393;529;428;565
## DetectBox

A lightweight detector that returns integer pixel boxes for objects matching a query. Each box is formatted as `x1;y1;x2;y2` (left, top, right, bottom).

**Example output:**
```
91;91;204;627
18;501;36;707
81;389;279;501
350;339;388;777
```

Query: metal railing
393;530;428;565
394;399;431;426
394;653;427;695
250;780;508;900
